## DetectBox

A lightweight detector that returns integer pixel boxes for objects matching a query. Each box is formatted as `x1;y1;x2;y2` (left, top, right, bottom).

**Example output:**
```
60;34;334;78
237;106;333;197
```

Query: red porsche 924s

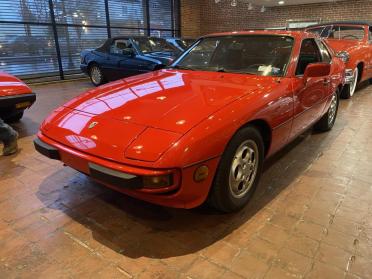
34;31;345;212
0;71;35;122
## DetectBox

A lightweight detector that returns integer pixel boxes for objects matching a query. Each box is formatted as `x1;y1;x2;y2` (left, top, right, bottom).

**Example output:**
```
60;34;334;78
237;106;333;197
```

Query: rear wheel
208;126;264;212
89;64;105;86
341;68;358;99
314;89;339;132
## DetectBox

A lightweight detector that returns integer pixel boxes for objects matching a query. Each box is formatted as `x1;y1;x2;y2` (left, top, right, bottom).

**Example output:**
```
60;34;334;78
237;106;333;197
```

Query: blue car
80;36;181;86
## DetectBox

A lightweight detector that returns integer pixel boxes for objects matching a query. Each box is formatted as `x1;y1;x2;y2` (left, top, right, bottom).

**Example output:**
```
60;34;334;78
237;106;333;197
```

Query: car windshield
133;37;175;53
308;25;365;41
173;35;294;76
176;39;189;49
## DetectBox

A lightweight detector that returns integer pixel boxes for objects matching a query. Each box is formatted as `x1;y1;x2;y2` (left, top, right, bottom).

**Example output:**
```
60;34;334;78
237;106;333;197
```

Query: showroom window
0;0;180;81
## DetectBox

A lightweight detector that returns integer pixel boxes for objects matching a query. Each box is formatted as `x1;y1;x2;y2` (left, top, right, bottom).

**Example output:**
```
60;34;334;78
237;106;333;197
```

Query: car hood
325;39;362;53
62;69;277;134
0;71;32;96
42;70;277;163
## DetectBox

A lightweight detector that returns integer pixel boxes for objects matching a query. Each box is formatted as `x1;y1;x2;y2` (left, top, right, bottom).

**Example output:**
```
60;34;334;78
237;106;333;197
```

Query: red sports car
0;71;35;122
34;31;345;212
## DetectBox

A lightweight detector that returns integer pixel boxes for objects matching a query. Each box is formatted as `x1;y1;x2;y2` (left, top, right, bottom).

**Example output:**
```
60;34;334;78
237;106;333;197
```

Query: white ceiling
246;0;340;6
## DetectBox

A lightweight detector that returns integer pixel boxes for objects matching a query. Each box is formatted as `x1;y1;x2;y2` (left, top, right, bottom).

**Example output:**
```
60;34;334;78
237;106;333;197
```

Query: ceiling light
248;3;253;10
278;1;285;4
260;5;266;12
214;0;221;3
231;0;237;7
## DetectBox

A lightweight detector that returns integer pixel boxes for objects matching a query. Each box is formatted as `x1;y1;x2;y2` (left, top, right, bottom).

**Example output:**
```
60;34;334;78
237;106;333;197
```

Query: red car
0;71;35;122
34;31;345;212
306;21;372;98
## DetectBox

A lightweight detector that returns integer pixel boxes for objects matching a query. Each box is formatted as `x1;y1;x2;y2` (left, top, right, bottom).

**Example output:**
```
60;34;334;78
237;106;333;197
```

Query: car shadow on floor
7;116;39;139
36;128;334;259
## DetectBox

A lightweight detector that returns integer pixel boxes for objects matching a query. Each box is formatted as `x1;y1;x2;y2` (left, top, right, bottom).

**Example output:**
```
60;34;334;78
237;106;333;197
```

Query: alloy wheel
328;92;338;125
229;140;259;199
91;66;102;85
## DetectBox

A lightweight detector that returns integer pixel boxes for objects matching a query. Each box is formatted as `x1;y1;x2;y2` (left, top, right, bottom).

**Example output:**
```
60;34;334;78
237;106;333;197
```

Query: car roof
202;30;316;40
307;21;372;28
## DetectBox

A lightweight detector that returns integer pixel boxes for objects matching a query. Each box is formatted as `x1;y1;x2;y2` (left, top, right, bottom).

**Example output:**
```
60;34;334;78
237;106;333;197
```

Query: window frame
295;38;323;77
171;34;296;77
316;39;333;64
109;38;137;56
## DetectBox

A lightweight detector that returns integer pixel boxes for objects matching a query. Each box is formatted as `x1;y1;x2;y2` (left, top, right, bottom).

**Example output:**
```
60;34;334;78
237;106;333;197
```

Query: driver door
290;38;330;138
104;39;139;80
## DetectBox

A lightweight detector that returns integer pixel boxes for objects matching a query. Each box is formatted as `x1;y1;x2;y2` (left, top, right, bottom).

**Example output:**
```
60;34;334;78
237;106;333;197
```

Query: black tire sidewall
340;84;351;99
210;126;264;212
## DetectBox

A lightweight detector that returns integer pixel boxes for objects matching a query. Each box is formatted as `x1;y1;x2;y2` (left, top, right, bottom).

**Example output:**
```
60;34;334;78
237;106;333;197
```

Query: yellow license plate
15;101;31;109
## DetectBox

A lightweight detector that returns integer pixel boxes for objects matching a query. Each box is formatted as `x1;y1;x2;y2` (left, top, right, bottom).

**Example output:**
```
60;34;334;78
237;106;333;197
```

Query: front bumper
33;136;171;191
344;69;355;84
0;93;36;110
33;133;219;208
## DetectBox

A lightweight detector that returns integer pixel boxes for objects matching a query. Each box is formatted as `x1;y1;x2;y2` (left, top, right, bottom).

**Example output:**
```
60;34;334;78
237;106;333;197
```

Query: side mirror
303;63;331;82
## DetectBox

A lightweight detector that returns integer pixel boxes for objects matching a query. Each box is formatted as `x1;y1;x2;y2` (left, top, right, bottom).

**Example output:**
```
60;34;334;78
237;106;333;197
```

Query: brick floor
1;79;372;278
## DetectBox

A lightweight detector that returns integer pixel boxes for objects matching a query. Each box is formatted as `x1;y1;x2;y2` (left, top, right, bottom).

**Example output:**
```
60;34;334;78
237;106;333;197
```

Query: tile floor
1;79;372;278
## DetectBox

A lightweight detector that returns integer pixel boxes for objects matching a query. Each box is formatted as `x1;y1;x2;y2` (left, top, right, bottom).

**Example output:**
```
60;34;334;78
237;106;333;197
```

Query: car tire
208;126;264;213
4;111;24;123
314;89;339;132
89;64;105;86
369;78;372;85
341;68;358;99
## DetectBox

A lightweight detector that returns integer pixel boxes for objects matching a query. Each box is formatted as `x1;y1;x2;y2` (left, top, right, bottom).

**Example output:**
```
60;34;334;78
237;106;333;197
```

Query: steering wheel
341;34;359;40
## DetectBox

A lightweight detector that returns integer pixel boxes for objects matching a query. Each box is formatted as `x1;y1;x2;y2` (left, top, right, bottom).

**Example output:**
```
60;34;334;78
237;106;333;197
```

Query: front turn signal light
194;165;209;182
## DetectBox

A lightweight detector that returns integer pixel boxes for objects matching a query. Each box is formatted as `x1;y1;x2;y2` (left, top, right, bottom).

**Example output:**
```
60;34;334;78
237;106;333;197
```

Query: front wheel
341;68;358;99
208;126;264;212
89;64;105;86
314;89;339;132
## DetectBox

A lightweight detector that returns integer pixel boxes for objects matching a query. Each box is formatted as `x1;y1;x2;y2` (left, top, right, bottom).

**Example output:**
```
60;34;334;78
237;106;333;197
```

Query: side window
317;40;332;63
110;39;134;55
296;39;322;76
369;26;372;42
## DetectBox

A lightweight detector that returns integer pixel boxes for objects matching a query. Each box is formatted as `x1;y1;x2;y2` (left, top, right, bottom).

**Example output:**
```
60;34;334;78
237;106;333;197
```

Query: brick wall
180;0;202;37
181;0;372;37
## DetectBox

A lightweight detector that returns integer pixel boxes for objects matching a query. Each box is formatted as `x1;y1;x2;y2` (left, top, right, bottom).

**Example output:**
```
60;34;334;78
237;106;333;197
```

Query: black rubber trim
0;93;36;108
33;137;61;160
89;163;143;189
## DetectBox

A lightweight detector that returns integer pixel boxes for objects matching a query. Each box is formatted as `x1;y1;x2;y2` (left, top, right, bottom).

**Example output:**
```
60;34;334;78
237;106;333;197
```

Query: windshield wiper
216;68;255;75
167;65;195;71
